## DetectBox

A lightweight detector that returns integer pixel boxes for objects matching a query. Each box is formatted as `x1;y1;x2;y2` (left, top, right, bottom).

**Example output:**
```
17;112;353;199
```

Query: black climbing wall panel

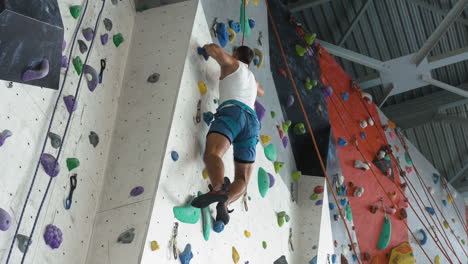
268;0;330;177
0;0;63;89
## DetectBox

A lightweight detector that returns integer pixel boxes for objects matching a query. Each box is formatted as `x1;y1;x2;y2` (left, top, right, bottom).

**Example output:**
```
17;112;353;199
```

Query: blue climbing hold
418;229;428;245
425;207;435;215
171;151;179;161
442;200;447;206
228;20;241;33
341;92;349;101
433;173;440;184
360;132;366;139
203;112;214;126
331;254;337;264
329;203;335;210
213;220;224;233
197;47;209;61
216;23;229;48
352;254;357;261
253;57;259;66
337;137;347;146
179;244;193;264
340;198;347;207
248;19;255;29
309;256;317;264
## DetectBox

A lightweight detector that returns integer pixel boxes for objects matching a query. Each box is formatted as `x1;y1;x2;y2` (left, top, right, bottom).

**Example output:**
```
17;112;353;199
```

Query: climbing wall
0;0;135;263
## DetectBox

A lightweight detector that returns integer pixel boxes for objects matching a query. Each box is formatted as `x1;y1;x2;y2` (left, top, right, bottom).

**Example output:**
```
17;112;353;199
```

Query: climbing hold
22;59;49;81
293;123;306;135
113;33;124;47
329;203;335;210
130;186;144;197
271;111;276;118
286;95;294;107
232;246;240;264
405;166;412;174
274;161;284;173
88;131;99;147
103;18;113;31
228;27;236;43
295;44;307;56
434;255;440;264
274;255;288;264
268;173;275;188
277;212;286;227
101;34;109;45
82;28;94;41
388;242;415;264
282;121;292;133
203;112;214;126
398;198;409;208
404;152;412;166
361;92;373;103
61;56;68;68
78;40;88;54
260;135;271;144
64;95;77;114
309;256;317;264
377;215;391;250
337;137;347;146
40;153;60;177
66;158;80;171
385;207;397;215
305;33;316;45
69;5;82;19
197;47;209;61
254;100;266;121
264;144;277;161
171;151;179;161
442;200;447;206
345;204;353;221
16;234;32;253
276;125;284;139
179;244;193;264
310;193;318;200
213;220;224;233
368;117;375;126
282;137;289;148
354;187;364;197
44;224;63;249
202;168;209;179
315;200;323;206
117;228;135;244
447;194;454;203
258;167;270;198
111;0;118;5
253;57;259;66
341;92;349;101
387;120;396;130
322;86;333;98
354;160;370;170
462;239;465;245
427;186;435;195
291;171;301;181
360;132;366;139
228;20;241;33
359;120;368;128
433;173;440;184
197;81;207;95
389;131;397;139
248;19;255;29
425;207;435;215
73;56;83;75
254;48;264;69
216;23;229;48
83;64;98;92
262;241;267;249
443;220;449;229
150;240;159;251
173;197;200;224
244;230;251;238
0;208;11;231
278;68;287;77
314;185;324;194
147;73;160;83
0;130;12;147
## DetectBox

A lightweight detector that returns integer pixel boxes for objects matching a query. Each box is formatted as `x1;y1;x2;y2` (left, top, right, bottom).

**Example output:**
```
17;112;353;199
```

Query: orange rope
264;1;362;263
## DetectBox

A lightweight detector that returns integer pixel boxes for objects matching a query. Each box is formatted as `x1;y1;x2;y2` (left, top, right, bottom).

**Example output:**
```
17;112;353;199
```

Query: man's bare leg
204;133;231;191
227;162;254;205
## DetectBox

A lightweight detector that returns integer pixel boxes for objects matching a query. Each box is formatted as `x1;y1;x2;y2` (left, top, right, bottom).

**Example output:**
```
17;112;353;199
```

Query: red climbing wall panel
318;43;409;261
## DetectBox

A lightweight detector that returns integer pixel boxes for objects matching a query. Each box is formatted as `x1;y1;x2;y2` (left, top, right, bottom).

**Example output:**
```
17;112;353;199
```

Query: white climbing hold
354;160;370;170
427;187;435;195
354;187;364;197
359;120;368;128
361;92;373;103
336;174;345;186
368;117;374;126
342;244;350;255
377;150;386;160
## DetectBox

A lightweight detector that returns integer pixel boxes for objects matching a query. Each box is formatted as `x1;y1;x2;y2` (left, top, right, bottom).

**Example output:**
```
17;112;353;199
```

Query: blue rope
20;1;107;262
5;0;90;262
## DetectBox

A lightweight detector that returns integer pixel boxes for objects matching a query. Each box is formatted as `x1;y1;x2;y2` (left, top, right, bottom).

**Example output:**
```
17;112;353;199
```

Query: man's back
219;61;257;109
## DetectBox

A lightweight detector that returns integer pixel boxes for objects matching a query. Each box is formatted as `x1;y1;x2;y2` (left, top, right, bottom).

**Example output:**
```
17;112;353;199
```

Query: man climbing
191;44;264;226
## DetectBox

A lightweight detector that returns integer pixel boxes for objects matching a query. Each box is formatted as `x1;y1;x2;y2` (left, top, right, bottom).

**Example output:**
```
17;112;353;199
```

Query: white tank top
219;61;257;109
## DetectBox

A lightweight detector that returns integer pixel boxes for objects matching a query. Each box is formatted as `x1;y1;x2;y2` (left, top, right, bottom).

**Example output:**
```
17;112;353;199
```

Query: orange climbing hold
388;120;396;130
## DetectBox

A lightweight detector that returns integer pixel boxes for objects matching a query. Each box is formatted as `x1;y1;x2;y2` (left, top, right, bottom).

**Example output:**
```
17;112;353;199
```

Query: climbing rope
264;1;362;263
4;0;91;262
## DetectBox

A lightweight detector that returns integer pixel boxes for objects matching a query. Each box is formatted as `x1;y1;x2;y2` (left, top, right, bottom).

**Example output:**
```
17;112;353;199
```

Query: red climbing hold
334;240;338;247
314;185;324;194
276;125;284;139
278;68;287;77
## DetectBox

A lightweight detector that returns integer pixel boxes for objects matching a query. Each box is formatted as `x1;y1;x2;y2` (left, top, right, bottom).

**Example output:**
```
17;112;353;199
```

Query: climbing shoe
216;202;233;225
191;177;231;208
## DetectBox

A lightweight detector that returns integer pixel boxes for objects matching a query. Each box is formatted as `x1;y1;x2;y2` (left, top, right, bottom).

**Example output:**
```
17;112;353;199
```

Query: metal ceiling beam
288;0;332;13
319;40;390;72
420;75;468;98
433;113;468;127
357;73;382;89
412;0;468;66
378;83;395;107
338;0;373;46
428;46;468;69
449;163;468;184
407;0;468;26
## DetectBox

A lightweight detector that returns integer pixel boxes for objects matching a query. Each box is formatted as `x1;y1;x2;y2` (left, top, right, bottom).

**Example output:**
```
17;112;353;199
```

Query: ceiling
290;0;468;191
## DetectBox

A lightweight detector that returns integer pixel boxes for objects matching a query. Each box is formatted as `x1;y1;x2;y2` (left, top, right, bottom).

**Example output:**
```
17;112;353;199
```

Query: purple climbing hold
254;100;266;121
63;95;77;114
22;59;50;81
82;27;94;41
101;34;109;45
337;137;347;146
322;86;333;98
282;136;289;148
171;151;179;161
61;56;68;68
83;64;98;92
268;172;275;188
43;224;63;249
360;132;366;139
0;130;12;147
130;186;144;197
0;208;12;231
40;153;60;177
315;199;323;206
312;245;317;250
286;95;294;107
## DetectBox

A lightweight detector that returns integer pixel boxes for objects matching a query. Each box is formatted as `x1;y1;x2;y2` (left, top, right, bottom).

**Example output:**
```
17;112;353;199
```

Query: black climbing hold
171;151;179;161
16;234;32;253
99;59;106;83
117;228;135;244
89;131;99;147
147;73;160;83
78;40;88;54
48;132;62;149
274;255;288;264
103;18;113;31
111;0;118;5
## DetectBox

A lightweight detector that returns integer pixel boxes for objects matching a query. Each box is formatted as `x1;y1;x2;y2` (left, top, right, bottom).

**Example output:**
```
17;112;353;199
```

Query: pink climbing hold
389;131;397;139
314;185;324;194
405;166;413;174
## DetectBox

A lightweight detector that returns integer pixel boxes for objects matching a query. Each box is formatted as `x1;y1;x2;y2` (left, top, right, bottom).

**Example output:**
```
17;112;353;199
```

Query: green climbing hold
113;33;124;47
258;167;270;198
274;161;284;173
173;197;201;224
248;196;251;201
277;211;286;227
305;33;317;45
198;192;212;241
69;5;82;19
294;123;306;135
282;121;292;133
213;98;218;104
136;4;150;12
404;153;412;166
66;158;80;171
345;203;353;222
262;241;267;249
295;44;307;56
73;56;83;75
305;78;317;90
271;111;276;118
264;144;277;161
310;193;318;200
291;171;302;181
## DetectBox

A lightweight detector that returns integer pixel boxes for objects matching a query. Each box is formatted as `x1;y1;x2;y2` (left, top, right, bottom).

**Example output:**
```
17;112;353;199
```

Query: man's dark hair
235;46;255;65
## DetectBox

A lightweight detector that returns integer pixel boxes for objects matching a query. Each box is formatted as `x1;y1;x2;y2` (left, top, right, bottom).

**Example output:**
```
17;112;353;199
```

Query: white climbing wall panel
0;0;135;263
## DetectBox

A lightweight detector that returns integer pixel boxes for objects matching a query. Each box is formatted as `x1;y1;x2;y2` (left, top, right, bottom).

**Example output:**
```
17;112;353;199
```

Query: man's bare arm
257;80;265;97
203;43;235;67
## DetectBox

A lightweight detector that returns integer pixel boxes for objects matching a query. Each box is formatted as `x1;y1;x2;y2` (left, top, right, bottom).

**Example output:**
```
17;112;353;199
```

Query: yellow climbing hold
443;220;449;229
202;168;209;179
260;135;271;144
254;48;264;69
447;194;454;203
434;255;440;264
245;0;249;5
388;242;415;264
244;230;251;238
228;27;236;43
254;0;259;5
198;81;207;95
232;246;240;264
150;240;159;251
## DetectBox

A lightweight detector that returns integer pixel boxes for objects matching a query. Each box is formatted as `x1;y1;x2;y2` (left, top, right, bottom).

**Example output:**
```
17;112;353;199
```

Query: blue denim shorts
208;103;260;163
